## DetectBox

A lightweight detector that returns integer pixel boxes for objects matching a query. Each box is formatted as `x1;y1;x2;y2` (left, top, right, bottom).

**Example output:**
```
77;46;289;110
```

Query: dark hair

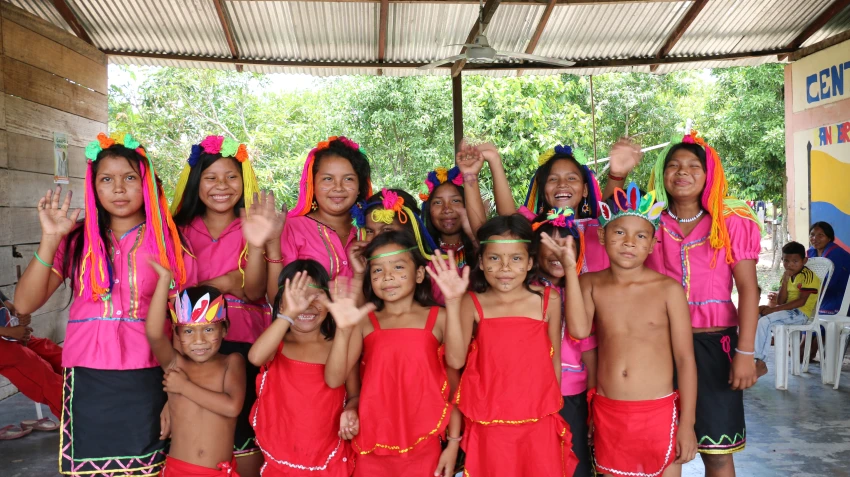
782;241;807;260
534;154;595;219
313;140;372;203
421;182;479;271
663;142;707;171
809;221;835;242
63;145;163;291
531;213;582;288
471;215;540;294
363;230;436;311
273;260;335;340
172;154;244;226
176;285;229;331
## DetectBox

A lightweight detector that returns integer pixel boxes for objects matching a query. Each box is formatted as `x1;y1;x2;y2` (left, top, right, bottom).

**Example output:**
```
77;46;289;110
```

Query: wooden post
590;75;598;170
452;73;463;153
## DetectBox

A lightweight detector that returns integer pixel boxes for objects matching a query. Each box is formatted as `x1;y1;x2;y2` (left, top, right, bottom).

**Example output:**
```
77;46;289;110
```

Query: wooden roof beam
779;0;850;61
649;0;707;73
378;0;389;75
211;0;243;72
103;47;794;70
52;0;93;45
451;0;502;77
517;0;558;76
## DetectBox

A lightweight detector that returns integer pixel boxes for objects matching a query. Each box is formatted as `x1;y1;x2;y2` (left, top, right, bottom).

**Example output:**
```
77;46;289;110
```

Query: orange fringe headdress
648;130;762;267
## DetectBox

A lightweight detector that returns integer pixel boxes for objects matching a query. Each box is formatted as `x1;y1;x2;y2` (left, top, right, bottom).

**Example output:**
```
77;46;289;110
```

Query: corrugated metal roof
803;4;850;47
669;0;835;56
5;0;850;76
67;0;232;56
6;0;73;33
535;2;692;60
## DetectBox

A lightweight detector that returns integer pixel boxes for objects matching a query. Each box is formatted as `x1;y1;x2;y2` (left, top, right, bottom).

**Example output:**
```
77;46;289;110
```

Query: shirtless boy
550;185;698;477
146;261;246;476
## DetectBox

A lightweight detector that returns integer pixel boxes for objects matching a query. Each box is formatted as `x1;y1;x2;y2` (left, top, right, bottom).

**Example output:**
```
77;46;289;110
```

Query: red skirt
161;455;239;476
589;389;679;477
353;438;441;477
462;414;575;477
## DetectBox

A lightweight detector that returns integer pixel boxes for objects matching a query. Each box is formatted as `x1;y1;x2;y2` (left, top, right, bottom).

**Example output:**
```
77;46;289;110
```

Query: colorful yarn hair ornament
80;133;187;301
289;136;373;218
418;167;464;202
522;145;602;218
372;188;410;225
647;130;762;266
597;182;666;230
169;291;227;326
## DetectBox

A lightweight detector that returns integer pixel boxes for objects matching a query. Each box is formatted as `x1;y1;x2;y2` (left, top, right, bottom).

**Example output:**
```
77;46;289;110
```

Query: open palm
242;191;279;248
318;277;376;329
426;251;470;302
281;271;316;317
608;138;643;176
540;232;577;269
37;186;80;238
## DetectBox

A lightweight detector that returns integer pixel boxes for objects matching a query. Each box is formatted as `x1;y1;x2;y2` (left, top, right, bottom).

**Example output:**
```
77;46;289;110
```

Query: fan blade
496;52;576;67
442;43;477;48
417;55;467;70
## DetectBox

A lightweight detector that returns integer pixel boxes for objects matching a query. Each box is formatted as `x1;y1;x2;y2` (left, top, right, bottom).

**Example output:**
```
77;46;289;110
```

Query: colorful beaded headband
170;291;227;326
598;182;665;229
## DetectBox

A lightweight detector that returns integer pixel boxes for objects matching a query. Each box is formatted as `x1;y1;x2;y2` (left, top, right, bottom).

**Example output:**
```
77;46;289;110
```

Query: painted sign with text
792;40;850;113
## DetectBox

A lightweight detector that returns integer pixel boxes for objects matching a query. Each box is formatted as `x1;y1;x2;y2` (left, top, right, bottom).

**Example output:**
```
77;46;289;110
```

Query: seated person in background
755;241;821;377
0;289;63;432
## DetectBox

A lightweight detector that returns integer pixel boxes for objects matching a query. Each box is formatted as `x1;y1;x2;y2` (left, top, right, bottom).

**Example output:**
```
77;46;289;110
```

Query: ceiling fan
418;0;576;70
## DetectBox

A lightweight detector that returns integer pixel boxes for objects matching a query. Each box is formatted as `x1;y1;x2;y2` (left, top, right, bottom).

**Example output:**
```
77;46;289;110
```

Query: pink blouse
52;223;198;370
180;217;272;344
280;215;358;279
645;212;761;329
561;333;597;397
518;206;609;274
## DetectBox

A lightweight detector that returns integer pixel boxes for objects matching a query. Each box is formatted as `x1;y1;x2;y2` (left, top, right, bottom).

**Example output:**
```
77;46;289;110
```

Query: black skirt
60;366;167;476
218;340;260;456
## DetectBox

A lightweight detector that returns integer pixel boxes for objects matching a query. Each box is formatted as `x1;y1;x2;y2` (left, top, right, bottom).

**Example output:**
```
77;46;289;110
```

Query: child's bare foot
755;359;768;377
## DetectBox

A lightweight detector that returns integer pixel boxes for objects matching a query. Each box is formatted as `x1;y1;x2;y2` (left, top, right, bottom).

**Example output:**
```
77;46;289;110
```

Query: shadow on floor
1;354;848;477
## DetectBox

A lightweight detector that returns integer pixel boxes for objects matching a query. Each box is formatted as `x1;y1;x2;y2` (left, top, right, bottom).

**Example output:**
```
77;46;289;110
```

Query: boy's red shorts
161;455;240;476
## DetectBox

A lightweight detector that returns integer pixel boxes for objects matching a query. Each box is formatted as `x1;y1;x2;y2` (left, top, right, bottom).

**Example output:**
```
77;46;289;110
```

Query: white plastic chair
834;324;850;389
774;257;832;390
822;281;850;387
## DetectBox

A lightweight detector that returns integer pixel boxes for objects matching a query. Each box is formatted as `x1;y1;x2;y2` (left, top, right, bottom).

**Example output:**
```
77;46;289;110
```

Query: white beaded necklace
668;208;704;223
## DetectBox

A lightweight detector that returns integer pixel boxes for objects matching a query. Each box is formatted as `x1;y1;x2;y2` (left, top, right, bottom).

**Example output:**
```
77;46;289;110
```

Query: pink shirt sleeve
727;215;761;267
578;334;597;353
517;206;536;221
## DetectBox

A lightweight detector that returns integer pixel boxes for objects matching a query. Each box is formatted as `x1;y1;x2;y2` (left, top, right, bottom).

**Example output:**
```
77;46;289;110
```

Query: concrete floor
2;354;849;477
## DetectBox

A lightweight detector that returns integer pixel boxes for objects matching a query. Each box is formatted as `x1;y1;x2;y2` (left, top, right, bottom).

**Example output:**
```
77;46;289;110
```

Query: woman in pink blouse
644;131;762;475
171;135;276;477
14;134;196;477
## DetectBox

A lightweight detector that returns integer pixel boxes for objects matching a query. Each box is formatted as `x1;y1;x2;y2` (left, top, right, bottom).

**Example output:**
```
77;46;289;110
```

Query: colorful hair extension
648;130;762;266
290;136;373;218
80;133;186;301
522;146;602;218
368;189;441;259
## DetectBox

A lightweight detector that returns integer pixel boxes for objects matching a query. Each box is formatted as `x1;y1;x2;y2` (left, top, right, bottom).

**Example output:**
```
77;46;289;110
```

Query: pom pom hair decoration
522;144;602;218
597;182;665;230
81;133;187;302
289;136;373;218
170;291;227;326
646;130;761;266
532;207;585;274
371;188;441;260
418;167;463;202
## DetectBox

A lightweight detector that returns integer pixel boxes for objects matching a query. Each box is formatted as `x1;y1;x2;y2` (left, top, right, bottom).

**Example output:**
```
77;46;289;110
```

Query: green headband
479;239;531;244
368;246;418;261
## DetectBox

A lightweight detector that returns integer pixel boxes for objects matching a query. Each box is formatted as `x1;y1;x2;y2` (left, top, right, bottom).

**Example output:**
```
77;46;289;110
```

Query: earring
581;198;590;215
311;200;318;211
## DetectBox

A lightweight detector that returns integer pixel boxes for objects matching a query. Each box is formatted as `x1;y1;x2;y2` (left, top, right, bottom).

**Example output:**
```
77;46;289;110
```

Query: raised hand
148;258;172;283
317;276;376;330
455;139;485;176
241;191;279;248
426;251;470;304
473;141;502;164
347;241;369;277
539;232;578;270
607;137;643;177
280;271;317;318
37;186;81;239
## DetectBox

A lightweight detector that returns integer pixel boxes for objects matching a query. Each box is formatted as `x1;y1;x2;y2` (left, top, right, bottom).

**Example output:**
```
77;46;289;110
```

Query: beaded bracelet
264;253;285;264
446;435;463;442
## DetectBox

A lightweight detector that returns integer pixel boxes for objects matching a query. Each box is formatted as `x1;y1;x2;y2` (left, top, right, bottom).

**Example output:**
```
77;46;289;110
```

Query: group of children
12;130;768;477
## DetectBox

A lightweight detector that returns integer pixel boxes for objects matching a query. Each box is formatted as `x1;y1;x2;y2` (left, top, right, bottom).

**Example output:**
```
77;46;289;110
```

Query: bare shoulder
579;269;604;287
224;351;245;369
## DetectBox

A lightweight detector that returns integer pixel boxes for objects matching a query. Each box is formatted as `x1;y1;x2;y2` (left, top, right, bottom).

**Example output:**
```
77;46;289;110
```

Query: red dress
352;307;450;476
250;342;355;477
458;288;578;477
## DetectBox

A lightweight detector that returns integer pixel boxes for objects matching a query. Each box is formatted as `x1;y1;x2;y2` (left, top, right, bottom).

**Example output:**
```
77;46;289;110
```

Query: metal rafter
52;0;93;44
779;0;850;60
649;0;708;73
378;0;390;74
451;0;502;77
517;0;558;76
211;0;243;72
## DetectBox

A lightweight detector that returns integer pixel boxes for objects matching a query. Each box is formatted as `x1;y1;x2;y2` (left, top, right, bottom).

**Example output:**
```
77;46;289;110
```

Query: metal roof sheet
6;0;850;76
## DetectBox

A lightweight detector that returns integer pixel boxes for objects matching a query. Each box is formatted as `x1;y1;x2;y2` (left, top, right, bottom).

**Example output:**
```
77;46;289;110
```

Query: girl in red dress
324;231;462;477
435;214;582;477
248;260;372;477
